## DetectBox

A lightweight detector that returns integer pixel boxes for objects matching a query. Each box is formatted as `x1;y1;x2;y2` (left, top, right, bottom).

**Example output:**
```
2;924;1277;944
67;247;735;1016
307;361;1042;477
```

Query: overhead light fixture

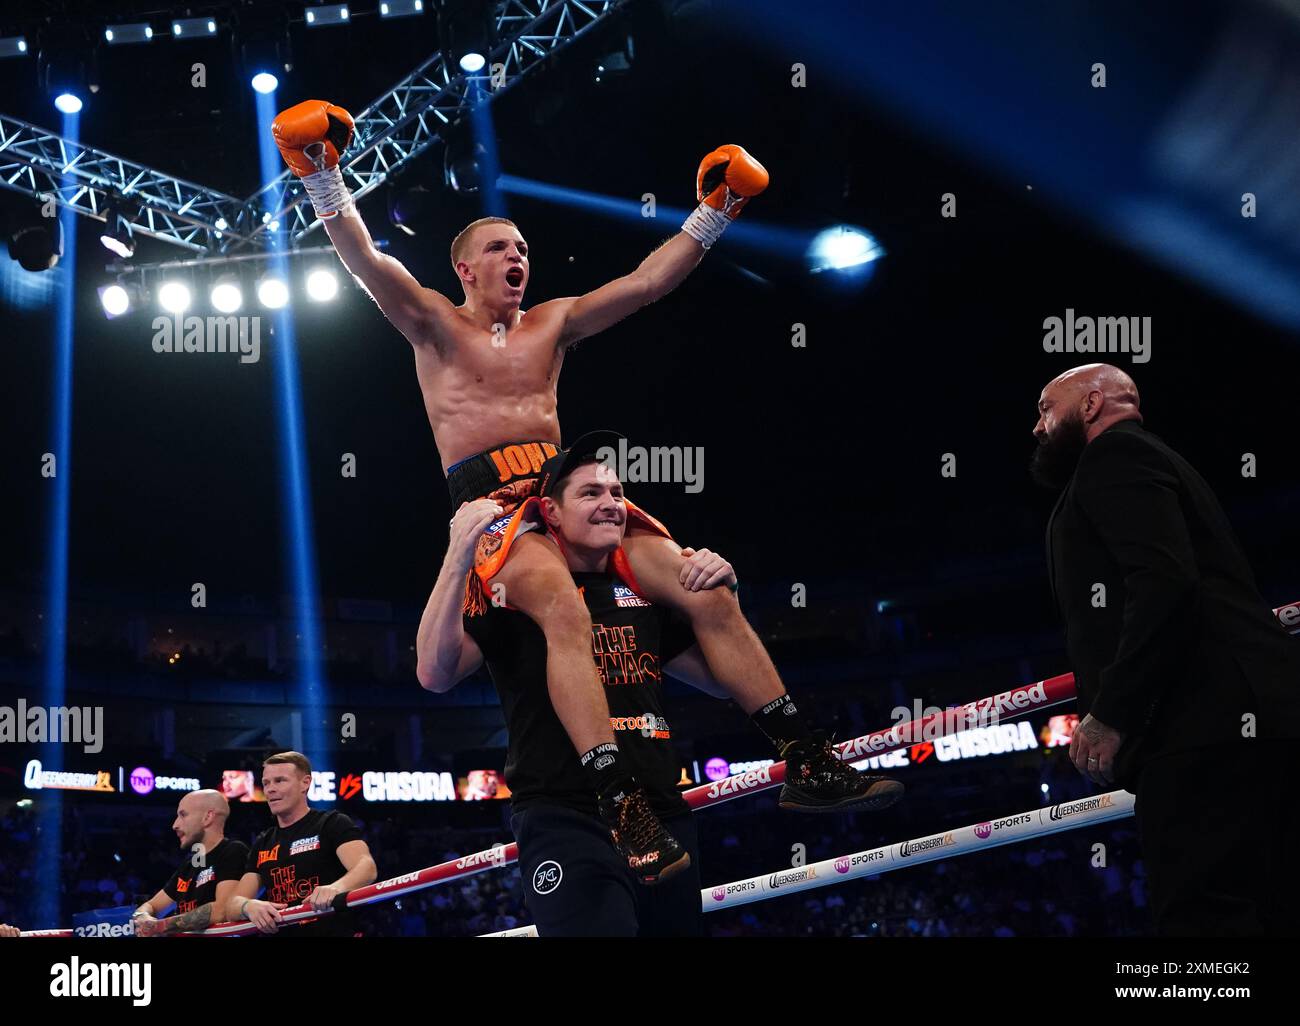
39;27;94;115
305;268;339;302
172;17;218;38
257;275;289;309
237;7;292;95
99;199;136;258
211;277;243;313
306;5;351;27
158;280;192;314
380;0;425;19
438;0;494;76
0;36;30;58
6;212;63;271
104;23;154;45
98;280;143;318
444;129;487;193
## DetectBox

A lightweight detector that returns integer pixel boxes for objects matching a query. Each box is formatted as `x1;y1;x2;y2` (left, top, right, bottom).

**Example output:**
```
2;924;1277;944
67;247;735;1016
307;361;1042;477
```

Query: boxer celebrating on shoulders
273;103;895;885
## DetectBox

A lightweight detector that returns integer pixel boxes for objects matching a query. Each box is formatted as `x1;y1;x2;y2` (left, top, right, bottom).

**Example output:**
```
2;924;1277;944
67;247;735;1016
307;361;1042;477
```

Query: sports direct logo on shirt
612;585;650;608
289;835;321;856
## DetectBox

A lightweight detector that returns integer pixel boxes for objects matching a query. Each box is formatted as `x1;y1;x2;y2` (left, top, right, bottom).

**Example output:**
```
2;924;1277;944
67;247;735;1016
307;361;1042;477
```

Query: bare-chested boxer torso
412;300;568;473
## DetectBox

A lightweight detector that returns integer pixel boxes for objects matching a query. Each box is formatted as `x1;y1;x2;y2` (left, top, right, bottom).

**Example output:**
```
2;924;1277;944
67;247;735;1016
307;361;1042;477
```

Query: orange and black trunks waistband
447;440;560;508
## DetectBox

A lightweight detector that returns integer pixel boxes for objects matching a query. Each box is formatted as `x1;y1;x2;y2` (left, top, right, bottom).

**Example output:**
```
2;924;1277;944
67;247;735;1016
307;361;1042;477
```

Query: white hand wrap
681;202;732;250
300;165;354;219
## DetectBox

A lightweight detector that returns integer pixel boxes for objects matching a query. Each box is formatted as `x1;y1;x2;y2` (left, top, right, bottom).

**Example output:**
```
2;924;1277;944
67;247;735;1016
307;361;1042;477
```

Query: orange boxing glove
272;100;356;217
682;144;768;249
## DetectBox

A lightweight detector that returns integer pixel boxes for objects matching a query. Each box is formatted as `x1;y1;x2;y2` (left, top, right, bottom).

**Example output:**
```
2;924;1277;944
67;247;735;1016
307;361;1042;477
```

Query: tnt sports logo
976;814;1033;840
613;585;650;608
289;835;321;857
532;860;563;895
834;856;851;874
710;881;758;901
129;767;155;795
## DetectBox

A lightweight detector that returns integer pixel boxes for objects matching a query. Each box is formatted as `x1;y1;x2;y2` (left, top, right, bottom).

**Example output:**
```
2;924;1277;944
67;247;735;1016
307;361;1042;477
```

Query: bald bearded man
1032;363;1300;937
131;789;249;937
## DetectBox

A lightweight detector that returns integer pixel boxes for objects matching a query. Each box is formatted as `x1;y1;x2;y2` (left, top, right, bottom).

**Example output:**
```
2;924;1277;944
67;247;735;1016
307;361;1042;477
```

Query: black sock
751;694;812;756
580;742;634;799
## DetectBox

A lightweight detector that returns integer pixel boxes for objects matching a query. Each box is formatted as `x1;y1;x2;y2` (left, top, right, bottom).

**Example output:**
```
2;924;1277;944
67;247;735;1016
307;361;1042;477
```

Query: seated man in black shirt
417;432;902;935
131;789;249;937
228;751;378;936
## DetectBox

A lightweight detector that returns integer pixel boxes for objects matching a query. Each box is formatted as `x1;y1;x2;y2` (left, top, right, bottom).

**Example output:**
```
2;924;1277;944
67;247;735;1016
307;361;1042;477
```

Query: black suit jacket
1047;420;1298;785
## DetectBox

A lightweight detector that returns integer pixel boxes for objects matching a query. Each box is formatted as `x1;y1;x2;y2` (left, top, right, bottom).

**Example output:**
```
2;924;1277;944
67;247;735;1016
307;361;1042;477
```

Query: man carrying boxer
417;433;903;908
130;789;249;937
228;752;378;936
273;101;888;883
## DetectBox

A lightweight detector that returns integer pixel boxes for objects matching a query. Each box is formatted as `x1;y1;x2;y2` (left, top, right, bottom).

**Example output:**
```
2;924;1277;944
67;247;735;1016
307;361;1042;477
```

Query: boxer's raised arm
555;233;704;347
322;212;458;348
273;99;456;348
555;144;769;347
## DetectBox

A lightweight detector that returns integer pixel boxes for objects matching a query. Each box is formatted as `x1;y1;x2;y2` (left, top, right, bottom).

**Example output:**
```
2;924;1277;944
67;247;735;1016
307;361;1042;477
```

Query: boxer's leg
622;529;903;812
492;531;690;878
621;530;781;715
492;531;613;754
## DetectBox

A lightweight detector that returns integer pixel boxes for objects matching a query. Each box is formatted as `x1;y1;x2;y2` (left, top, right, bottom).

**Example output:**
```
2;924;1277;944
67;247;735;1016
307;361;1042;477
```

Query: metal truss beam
0;0;630;264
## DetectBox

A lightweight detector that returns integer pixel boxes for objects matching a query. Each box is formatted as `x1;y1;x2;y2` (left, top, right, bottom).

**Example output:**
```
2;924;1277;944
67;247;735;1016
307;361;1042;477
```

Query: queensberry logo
612;585;650;608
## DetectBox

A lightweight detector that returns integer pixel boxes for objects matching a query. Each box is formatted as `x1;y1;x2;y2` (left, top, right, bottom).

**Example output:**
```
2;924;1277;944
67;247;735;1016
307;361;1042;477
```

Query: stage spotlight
158;280;192;313
7;216;63;271
99;201;135;259
39;27;93;114
593;37;634;84
211;278;243;313
380;0;425;18
237;7;293;95
0;36;29;58
306;5;351;28
806;225;884;275
438;0;493;76
387;182;435;236
444;136;487;193
98;283;130;318
305;268;339;302
257;275;289;309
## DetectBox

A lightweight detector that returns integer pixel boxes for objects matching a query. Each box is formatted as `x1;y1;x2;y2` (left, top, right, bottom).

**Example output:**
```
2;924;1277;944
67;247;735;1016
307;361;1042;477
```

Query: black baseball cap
537;430;624;498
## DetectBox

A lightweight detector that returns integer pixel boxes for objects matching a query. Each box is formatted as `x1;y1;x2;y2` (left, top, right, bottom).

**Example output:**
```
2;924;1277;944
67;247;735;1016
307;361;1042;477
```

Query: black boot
597;785;691;885
778;732;904;812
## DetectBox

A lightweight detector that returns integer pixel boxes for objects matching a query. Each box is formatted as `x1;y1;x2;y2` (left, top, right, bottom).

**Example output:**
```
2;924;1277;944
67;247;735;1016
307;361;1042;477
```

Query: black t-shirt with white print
245;809;363;937
464;569;696;819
